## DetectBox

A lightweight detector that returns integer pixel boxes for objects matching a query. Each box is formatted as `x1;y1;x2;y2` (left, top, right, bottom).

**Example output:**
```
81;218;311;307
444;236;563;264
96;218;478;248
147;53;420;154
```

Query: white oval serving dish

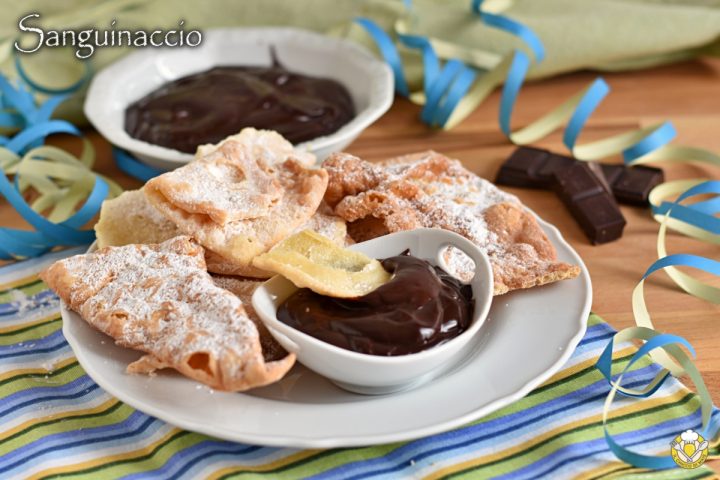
252;228;494;395
84;27;394;169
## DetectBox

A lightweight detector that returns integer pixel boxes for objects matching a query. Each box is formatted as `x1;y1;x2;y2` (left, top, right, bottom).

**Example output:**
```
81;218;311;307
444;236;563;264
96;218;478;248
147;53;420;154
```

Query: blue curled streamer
652;181;720;233
0;71;106;259
34;95;70;125
421;60;464;124
645;253;720;279
596;332;693;399
0;112;23;128
0;169;107;244
497;49;531;136
596;330;714;469
354;18;409;96
622;122;676;163
355;16;479;128
4;120;79;154
471;0;545;61
656;203;720;234
435;65;477;127
0;78;35;122
563;78;610;150
397;34;439;96
685;195;720;215
113;148;165;181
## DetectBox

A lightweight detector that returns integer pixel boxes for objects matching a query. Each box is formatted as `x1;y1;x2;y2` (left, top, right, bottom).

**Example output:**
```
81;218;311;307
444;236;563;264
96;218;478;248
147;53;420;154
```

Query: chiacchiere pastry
95;189;350;257
41;236;295;391
95;189;181;248
210;275;288;363
323;151;581;295
145;129;329;277
194;127;316;166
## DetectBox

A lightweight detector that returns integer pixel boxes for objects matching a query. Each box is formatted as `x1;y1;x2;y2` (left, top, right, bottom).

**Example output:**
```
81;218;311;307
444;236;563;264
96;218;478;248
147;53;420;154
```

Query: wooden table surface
1;56;719;465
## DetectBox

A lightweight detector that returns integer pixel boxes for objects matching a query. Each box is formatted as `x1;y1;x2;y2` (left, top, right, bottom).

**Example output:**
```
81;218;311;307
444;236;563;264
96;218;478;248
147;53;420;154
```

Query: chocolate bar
609;164;665;205
554;163;626;244
495;147;573;189
496;147;663;206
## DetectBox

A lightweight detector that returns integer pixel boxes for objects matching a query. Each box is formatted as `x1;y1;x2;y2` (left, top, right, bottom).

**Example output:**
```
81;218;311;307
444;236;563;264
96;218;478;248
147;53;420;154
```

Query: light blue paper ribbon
354;17;476;128
0;66;108;259
354;18;410;97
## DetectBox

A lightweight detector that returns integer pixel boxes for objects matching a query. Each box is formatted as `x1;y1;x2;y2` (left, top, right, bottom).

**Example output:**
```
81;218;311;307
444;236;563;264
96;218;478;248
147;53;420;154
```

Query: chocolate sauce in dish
277;253;475;356
124;55;355;153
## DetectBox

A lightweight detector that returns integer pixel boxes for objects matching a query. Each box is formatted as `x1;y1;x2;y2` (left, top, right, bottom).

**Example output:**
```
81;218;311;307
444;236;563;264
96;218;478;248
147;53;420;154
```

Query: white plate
61;219;591;448
84;28;393;169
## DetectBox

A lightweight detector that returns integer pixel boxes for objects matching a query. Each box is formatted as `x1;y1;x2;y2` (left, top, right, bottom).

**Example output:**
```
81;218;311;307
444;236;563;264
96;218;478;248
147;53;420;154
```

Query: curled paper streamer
596;326;714;469
355;0;719;468
0;69;121;260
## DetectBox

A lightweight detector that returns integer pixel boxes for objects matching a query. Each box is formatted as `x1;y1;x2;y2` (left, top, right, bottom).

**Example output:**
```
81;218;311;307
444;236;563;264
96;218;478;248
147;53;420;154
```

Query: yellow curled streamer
1;141;122;228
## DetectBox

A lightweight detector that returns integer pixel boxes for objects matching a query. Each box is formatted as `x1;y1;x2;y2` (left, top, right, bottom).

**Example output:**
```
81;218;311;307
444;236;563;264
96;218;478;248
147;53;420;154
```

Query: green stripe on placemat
0;253;717;480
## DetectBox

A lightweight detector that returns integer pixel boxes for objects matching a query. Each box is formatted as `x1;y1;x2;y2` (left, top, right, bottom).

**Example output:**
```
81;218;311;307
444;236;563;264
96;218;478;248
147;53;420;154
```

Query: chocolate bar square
495;147;551;188
537;153;575;185
612;165;664;205
600;164;624;186
554;163;626;244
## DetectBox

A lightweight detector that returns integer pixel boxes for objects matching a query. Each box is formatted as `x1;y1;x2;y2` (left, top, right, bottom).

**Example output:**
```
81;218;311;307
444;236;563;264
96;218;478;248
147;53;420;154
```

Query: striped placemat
0;250;718;480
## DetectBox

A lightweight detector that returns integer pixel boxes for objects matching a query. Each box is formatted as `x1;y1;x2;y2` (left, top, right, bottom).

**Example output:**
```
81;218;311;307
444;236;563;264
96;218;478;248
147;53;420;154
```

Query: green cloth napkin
1;0;719;122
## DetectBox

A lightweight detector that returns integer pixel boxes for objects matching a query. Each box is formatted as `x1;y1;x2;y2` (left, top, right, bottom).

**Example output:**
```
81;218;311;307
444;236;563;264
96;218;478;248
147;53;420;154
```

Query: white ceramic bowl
252;229;494;395
84;27;394;170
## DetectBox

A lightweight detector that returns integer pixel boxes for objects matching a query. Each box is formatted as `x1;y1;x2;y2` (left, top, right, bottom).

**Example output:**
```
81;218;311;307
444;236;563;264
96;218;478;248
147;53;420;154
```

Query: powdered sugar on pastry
40;236;295;391
299;202;352;247
147;139;284;225
146;130;329;277
324;151;580;295
196;127;316;167
156;159;328;278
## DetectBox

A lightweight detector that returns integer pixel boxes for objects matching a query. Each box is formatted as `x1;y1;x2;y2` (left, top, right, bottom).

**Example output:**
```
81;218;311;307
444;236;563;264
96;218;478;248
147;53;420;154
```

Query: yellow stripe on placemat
423;389;694;480
26;428;185;480
0;313;60;334
575;461;629;480
0;398;119;443
0;356;76;382
206;450;325;480
579;463;718;480
0;272;41;292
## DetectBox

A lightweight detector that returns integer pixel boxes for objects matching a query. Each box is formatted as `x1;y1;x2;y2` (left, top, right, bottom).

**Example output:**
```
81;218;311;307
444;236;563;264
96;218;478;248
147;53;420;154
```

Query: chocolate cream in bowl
277;253;475;356
124;57;355;153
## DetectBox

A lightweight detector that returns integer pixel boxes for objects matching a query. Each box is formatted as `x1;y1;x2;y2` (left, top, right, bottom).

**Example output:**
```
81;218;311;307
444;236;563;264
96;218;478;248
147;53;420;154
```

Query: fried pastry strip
95;189;181;248
41;236;295;391
146;134;328;277
323;151;581;295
